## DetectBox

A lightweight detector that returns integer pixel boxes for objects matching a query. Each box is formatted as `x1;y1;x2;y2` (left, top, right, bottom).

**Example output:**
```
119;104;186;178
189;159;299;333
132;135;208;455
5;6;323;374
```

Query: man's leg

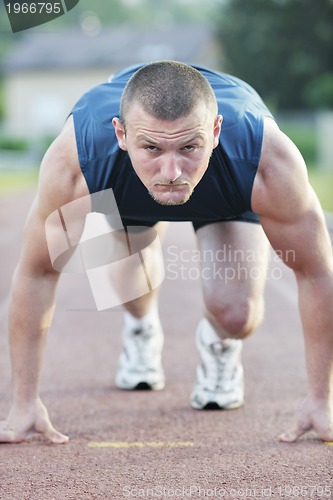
114;222;169;391
191;220;269;409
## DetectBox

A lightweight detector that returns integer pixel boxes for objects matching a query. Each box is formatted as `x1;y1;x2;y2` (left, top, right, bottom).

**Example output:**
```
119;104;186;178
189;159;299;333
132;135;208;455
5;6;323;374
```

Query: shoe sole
191;399;243;410
116;380;165;391
134;381;165;391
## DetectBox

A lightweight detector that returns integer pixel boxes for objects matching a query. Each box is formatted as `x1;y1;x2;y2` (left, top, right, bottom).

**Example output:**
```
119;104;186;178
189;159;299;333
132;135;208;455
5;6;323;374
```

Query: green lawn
0;170;38;194
308;170;333;212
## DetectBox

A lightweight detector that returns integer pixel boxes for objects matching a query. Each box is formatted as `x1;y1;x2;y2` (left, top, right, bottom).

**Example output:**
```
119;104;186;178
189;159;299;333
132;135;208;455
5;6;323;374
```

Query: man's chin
149;188;193;206
155;197;187;206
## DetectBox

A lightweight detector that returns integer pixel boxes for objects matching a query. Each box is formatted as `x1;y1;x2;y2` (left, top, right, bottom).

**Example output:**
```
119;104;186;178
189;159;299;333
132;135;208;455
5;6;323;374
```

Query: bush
0;137;29;151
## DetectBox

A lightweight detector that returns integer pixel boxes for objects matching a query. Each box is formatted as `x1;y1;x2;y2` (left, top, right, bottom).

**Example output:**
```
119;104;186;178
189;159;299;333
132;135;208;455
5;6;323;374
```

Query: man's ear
112;117;127;151
213;115;223;149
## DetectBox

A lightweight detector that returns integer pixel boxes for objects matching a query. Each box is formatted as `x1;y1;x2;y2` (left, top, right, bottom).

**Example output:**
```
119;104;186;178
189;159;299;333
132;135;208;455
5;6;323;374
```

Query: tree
217;0;333;110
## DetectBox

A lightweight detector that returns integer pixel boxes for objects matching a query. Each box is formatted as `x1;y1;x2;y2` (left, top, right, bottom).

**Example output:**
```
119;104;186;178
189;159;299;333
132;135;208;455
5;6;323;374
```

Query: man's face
113;103;222;206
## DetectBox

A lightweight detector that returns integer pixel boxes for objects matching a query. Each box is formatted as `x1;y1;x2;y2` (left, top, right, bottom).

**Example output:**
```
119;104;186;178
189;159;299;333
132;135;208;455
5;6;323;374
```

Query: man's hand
0;398;68;444
279;395;333;443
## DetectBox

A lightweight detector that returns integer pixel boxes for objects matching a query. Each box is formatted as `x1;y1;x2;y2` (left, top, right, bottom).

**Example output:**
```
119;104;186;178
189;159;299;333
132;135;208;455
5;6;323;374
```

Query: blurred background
0;0;332;209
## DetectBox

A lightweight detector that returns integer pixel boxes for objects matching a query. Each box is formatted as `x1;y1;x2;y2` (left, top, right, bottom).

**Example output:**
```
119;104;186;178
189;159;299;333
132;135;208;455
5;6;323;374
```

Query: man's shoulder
69;81;122;162
71;81;122;121
190;66;272;129
71;64;143;117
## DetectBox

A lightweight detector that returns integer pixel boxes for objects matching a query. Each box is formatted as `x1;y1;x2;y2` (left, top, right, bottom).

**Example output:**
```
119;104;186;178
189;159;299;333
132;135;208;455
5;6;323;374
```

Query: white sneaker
191;318;244;410
115;323;165;391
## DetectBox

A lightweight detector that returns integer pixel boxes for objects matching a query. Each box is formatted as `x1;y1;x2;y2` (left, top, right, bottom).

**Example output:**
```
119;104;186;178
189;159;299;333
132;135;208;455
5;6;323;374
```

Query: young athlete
1;61;332;444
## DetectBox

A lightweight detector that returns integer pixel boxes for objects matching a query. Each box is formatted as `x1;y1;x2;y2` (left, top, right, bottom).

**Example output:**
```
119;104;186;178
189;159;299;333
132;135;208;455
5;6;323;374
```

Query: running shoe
115;323;165;390
191;318;244;409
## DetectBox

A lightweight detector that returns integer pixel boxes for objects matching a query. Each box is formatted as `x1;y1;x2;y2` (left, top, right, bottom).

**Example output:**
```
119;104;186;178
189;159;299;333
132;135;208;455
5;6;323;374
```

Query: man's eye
182;145;196;151
145;145;158;151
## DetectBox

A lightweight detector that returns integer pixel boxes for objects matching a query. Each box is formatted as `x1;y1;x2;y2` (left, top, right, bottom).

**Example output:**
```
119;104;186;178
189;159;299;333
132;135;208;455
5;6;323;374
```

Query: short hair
119;61;218;125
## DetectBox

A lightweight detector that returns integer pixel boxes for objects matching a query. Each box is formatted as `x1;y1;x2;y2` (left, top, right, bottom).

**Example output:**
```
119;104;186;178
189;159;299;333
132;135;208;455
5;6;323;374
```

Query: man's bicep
260;195;332;276
20;121;90;274
37;117;89;219
253;117;332;275
252;117;311;223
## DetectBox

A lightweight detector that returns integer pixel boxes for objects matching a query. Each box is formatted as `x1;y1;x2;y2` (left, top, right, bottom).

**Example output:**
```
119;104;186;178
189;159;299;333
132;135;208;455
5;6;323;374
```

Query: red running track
0;188;332;499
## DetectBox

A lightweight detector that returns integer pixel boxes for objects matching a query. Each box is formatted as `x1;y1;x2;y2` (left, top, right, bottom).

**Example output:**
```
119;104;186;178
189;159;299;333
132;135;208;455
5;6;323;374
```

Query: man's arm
252;117;333;442
0;117;89;444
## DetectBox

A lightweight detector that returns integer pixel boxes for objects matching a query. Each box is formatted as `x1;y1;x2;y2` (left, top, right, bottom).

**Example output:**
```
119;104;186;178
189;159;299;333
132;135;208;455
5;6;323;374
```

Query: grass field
0;167;332;212
0;170;38;194
308;169;333;212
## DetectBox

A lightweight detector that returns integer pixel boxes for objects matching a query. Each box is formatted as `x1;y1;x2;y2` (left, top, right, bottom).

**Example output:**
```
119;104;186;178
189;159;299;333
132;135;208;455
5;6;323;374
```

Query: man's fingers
35;417;69;444
32;400;69;444
0;429;17;443
278;427;307;443
279;424;333;443
0;427;69;444
0;417;69;445
0;424;28;444
278;417;312;442
45;428;69;444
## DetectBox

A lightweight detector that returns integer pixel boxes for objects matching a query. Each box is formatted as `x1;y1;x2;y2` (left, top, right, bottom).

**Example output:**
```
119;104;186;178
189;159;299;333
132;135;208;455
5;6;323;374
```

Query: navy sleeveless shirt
70;64;273;226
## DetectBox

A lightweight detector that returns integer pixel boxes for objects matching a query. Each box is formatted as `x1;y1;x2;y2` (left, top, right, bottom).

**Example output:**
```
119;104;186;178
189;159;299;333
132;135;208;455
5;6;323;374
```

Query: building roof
3;25;218;72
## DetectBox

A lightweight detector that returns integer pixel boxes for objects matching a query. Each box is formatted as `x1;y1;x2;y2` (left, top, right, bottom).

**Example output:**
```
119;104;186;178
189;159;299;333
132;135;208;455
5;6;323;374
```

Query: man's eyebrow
135;133;205;145
180;134;205;145
136;135;158;144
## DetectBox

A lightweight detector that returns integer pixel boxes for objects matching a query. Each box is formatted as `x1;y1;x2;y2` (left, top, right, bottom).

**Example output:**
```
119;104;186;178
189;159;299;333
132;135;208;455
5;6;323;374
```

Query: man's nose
160;153;182;182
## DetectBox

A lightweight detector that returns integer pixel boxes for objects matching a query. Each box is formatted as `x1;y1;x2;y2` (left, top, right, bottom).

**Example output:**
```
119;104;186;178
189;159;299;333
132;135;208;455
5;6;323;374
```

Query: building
2;25;220;138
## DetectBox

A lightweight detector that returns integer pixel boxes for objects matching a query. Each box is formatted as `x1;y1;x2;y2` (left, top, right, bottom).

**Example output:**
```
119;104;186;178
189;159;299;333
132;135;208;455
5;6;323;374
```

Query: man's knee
205;296;264;340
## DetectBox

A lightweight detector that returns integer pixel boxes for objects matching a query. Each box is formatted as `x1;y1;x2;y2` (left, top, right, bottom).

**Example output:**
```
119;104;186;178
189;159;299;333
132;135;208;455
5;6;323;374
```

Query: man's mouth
154;183;188;191
153;180;191;189
149;181;194;206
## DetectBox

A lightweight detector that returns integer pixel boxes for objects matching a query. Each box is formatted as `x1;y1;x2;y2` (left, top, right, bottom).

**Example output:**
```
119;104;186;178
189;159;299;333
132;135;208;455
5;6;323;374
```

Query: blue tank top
70;64;273;224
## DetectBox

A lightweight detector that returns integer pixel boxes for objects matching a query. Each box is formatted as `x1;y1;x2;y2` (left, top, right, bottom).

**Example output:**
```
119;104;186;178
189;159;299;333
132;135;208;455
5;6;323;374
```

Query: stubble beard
148;184;194;206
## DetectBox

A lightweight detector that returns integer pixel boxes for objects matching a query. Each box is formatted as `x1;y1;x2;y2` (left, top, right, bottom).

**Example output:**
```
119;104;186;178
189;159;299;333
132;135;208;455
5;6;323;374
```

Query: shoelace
126;327;155;371
206;341;234;391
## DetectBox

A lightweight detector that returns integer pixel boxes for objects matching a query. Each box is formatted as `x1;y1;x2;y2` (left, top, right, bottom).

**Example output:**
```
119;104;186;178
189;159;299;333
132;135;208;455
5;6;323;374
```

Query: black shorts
121;210;260;232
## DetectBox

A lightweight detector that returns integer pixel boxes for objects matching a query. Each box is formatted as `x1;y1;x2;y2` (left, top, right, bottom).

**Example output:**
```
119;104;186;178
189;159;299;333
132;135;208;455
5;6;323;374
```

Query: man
0;61;332;444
